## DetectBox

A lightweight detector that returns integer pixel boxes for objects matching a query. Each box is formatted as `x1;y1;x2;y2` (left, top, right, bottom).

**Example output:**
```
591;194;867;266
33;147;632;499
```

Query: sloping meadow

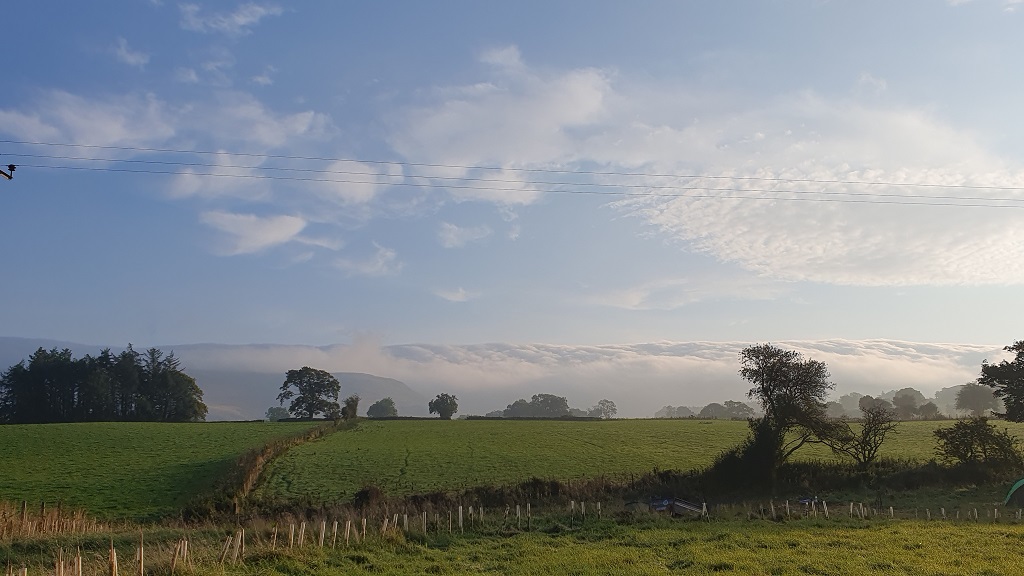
0;421;318;519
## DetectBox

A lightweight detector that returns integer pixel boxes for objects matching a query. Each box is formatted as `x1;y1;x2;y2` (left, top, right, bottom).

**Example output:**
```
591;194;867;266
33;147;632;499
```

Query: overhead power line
5;139;1024;208
16;163;1024;208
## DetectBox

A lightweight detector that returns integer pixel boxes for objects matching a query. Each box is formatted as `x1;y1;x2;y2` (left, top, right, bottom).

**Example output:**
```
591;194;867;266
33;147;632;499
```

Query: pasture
0;421;316;519
256;418;1024;504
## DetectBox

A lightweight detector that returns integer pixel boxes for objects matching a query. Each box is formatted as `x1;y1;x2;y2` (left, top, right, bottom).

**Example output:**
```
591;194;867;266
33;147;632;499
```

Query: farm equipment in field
648;497;707;517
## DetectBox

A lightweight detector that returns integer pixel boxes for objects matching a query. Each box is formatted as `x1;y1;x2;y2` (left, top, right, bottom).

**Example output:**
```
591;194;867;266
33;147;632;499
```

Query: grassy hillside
256;418;1024;504
0;421;316;519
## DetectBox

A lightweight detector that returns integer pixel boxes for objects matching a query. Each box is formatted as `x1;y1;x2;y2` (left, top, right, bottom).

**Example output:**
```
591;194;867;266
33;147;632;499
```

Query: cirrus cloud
200;210;306;255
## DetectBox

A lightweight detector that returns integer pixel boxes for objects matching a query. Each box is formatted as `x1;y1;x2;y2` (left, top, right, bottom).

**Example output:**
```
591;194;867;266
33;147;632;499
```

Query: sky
1;2;1023;416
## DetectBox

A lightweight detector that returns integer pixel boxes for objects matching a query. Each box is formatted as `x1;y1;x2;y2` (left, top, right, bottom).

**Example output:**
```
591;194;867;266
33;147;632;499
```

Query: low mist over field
0;337;1006;420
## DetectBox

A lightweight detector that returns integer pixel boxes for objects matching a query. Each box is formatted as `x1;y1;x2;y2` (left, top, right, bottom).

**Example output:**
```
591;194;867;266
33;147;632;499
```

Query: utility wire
16;163;1024;208
5;138;1024;192
13;153;1024;204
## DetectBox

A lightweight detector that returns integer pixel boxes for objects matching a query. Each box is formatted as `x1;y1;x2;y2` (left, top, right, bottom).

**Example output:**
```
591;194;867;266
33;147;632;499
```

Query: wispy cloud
590;275;788;310
438;222;492;248
251;65;276;86
336;243;403;276
434;287;480;302
200;211;306;255
179;3;283;36
389;48;1024;287
113;38;150;69
0;90;174;146
174;67;199;83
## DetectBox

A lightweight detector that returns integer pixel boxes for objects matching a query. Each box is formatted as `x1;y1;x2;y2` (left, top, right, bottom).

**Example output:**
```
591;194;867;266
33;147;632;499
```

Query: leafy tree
837;392;864;416
503;398;533;417
739;344;834;486
502;394;570;418
825;401;847;419
265;406;290;421
978;341;1024;421
824;403;899;469
724;400;755;419
917;401;941;420
956;382;999;418
934;385;964;417
366;397;398;418
858;395;893;413
429;393;459;420
891;392;920;420
530;393;569;417
340;394;360;420
934;417;1023;466
589;399;617;419
698;402;728;419
277;367;341;419
656;405;695;418
673;406;695;418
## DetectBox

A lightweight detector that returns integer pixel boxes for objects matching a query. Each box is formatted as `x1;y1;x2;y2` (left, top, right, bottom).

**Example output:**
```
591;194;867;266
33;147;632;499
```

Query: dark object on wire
0;164;15;180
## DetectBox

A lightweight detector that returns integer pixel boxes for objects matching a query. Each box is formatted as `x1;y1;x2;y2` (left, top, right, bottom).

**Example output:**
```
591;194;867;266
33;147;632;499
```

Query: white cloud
200;211;306;255
434;287;479;302
202;92;328;148
251;66;276;86
179;3;283;36
389;50;1024;286
438;222;492;248
335;243;402;276
175;67;199;83
590;274;788;310
0;90;174;146
313;160;398;206
389;45;611;205
113;37;150;69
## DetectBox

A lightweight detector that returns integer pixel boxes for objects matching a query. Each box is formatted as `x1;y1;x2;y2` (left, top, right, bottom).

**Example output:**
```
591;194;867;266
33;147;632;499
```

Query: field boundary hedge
188;419;356;518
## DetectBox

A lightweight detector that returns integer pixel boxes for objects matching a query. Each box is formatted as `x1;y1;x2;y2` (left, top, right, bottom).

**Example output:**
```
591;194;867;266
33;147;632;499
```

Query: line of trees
0;346;207;423
713;340;1024;491
657;381;1003;421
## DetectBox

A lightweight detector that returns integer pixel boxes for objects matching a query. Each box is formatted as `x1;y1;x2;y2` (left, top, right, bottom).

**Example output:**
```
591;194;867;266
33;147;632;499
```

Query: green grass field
257;418;1024;504
0;421;316;519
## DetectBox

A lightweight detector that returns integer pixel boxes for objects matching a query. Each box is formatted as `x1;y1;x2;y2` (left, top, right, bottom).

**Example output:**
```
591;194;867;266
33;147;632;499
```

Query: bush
933;417;1023;466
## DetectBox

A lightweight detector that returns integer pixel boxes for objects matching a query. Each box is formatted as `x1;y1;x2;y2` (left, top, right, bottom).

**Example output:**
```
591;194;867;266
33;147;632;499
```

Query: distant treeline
0;346;207;424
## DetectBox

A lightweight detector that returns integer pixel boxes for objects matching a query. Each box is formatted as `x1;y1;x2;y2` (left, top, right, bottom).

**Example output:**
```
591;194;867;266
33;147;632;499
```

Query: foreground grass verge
0;421;317;519
5;514;1024;575
256;418;1024;504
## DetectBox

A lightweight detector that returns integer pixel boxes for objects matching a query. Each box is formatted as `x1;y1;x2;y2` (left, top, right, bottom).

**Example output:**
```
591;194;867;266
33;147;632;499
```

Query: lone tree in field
824;402;899;469
978;340;1024;421
589;399;617;419
277;366;341;419
366;397;398;418
739;343;835;485
429;393;459;420
956;382;999;417
265;406;290;421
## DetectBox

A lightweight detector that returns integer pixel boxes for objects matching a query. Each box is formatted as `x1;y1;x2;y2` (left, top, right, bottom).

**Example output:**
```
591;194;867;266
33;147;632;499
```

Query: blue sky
2;2;1023;415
